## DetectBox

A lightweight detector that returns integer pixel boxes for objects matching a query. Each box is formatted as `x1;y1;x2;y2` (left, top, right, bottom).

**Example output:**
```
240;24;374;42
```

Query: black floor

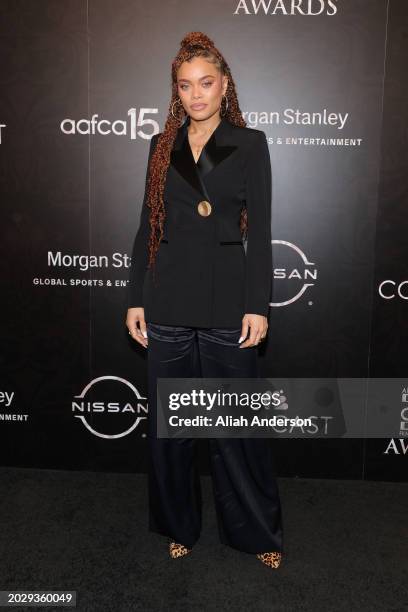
1;467;407;612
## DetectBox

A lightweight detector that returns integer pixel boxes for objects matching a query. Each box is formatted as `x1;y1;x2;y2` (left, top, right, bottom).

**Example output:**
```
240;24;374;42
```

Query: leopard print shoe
256;551;282;568
168;540;192;558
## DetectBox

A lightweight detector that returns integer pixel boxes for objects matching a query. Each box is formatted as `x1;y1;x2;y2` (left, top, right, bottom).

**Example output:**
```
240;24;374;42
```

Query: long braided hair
145;31;248;274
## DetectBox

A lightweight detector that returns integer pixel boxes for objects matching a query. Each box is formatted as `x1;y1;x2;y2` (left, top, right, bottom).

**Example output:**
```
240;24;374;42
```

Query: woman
125;31;283;569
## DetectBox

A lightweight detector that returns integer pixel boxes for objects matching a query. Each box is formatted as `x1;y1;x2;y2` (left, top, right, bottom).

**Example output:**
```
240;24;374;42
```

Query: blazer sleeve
127;133;159;308
244;130;272;316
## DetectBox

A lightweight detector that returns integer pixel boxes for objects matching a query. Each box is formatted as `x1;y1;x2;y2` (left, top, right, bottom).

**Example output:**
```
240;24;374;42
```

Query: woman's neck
188;114;222;139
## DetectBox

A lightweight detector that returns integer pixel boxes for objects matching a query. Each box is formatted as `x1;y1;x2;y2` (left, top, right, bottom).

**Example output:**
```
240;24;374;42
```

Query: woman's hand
126;307;148;348
239;314;268;348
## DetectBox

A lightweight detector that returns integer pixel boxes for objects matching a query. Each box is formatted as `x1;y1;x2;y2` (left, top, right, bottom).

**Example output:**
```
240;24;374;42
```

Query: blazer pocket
219;240;243;245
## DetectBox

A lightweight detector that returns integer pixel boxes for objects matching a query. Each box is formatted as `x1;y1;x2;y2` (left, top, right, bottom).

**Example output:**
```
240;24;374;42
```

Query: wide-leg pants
146;322;283;555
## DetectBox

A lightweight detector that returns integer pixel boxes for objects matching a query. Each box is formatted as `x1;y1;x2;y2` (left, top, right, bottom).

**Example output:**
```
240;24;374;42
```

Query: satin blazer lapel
170;116;238;200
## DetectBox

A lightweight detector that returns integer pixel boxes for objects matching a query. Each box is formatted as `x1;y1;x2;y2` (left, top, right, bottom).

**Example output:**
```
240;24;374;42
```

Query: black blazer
127;115;272;328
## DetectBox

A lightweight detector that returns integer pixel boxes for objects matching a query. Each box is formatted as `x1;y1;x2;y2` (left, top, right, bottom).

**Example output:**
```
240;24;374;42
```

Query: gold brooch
197;200;212;216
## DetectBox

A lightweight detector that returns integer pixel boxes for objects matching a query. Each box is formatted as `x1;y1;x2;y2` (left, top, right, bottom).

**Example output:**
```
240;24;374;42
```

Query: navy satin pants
146;322;283;554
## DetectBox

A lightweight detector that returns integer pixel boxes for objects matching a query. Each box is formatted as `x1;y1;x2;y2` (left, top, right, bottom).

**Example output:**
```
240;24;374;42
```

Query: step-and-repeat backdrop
0;0;406;481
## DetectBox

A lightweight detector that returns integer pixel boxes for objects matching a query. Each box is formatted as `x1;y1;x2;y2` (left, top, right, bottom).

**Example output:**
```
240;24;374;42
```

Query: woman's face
176;56;228;122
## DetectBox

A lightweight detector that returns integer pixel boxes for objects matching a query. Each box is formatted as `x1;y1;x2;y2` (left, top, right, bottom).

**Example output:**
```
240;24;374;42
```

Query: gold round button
197;200;212;216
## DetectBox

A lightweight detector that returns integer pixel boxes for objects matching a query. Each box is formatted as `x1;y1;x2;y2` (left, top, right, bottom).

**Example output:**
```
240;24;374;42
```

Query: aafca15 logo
72;376;148;439
271;240;317;307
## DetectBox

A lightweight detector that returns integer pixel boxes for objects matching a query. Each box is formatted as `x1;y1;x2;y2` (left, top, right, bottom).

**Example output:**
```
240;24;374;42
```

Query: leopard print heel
256;551;282;568
168;541;192;558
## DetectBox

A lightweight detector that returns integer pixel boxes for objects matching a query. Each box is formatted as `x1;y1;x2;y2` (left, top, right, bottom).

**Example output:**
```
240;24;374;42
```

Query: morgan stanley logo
271;240;317;307
72;376;148;439
234;0;338;16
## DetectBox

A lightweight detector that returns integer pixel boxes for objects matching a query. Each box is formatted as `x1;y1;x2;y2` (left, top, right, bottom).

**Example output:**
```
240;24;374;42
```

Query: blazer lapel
170;116;237;200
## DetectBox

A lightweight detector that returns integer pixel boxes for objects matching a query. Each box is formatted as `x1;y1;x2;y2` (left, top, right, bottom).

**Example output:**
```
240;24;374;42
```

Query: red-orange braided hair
145;31;248;273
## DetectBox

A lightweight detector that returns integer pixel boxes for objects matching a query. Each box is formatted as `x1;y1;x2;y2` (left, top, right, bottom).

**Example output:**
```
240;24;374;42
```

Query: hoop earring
171;97;185;125
220;94;228;117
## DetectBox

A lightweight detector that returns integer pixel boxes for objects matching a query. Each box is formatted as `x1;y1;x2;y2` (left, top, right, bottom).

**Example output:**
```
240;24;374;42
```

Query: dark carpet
0;467;407;612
